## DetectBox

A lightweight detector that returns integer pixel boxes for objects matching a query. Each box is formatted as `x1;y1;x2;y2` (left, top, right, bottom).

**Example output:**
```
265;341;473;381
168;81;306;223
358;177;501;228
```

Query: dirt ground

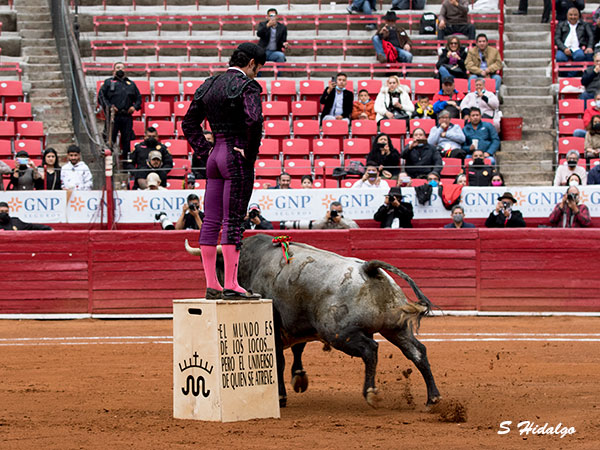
1;316;599;450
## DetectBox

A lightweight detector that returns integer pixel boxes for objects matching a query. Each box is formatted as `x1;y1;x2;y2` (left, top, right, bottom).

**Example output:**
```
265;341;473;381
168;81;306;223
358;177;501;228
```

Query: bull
185;234;440;408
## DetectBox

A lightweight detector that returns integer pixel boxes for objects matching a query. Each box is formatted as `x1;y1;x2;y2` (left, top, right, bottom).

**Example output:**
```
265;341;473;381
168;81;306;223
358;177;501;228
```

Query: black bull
186;234;440;408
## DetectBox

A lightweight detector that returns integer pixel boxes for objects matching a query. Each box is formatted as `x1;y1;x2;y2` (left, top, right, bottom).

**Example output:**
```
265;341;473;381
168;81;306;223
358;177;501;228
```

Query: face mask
472;158;485;166
367;171;377;179
115;70;125;79
335;85;344;91
428;179;439;187
145;137;158;148
360;98;369;104
491;180;502;186
594;123;600;131
569;180;580;187
0;212;9;224
453;213;464;223
567;160;577;169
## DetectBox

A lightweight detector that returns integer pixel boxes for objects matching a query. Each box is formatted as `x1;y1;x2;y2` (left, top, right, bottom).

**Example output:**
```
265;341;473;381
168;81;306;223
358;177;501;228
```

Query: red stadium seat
318;179;339;188
356;79;382;96
454;78;468;94
16;121;44;144
173;101;190;123
559;78;582;95
256;79;268;101
183;80;202;100
414;79;438;97
441;158;463;178
411;178;427;187
270;80;296;106
153;80;180;105
144;101;172;122
255;159;283;178
342;138;370;157
293;119;320;144
312;138;340;158
163;139;189;157
350;119;377;138
558;99;585;119
0;120;15;138
264;120;291;141
282;138;310;159
284;158;312;176
133;79;151;102
254;179;277;189
5;102;33;121
262;101;289;120
558;136;585;156
13;139;42;157
133;120;146;137
299;79;324;105
379;118;408;139
147;120;175;138
450;118;463;127
321;119;349;143
0;80;24;104
258;138;281;158
410;118;436;134
289;178;303;189
291;101;318;119
169;158;190;178
314;158;341;176
0;139;12;158
558;118;584;135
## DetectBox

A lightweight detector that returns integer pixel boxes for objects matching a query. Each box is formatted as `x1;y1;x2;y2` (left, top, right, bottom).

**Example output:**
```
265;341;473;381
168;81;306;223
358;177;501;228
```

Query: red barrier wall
1;229;599;314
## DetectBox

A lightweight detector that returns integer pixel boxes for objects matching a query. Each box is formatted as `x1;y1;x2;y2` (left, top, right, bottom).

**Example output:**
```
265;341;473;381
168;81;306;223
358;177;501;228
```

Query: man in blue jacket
462;107;500;164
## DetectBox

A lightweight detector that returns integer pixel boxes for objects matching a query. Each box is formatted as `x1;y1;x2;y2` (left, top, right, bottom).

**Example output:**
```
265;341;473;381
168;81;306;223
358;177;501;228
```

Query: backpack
420;12;437;35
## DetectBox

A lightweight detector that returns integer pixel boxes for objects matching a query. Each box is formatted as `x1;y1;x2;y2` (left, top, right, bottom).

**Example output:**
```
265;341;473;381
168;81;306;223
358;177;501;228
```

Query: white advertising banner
3;186;600;224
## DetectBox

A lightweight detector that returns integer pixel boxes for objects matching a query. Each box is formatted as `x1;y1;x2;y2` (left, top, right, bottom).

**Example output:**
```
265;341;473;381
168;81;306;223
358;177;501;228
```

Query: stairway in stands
500;0;555;185
16;0;74;155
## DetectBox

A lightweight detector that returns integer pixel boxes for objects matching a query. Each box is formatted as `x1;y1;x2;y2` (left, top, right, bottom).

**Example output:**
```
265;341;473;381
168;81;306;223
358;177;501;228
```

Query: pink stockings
200;244;245;292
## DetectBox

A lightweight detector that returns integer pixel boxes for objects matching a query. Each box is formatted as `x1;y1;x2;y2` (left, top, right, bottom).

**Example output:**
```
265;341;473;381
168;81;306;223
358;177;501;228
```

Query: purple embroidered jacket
182;69;263;164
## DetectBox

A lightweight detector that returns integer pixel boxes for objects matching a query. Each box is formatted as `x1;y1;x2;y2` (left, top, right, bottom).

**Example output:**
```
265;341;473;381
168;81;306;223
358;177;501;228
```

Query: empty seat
379;118;408;138
0;139;12;158
256;159;283;178
298;79;324;104
133;120;146;137
14;139;42;157
282;138;310;159
314;158;341;176
342;138;370;157
291;101;318;119
558;99;585;118
558;118;585;135
153;80;180;104
558;136;585;156
5;102;33;121
357;79;382;96
264;120;291;141
173;101;191;122
16;121;44;144
410;118;436;134
262;101;289;120
284;158;312;176
144;101;172;121
312;138;340;158
0;80;24;105
321;119;349;143
270;80;296;106
183;80;202;100
147;120;175;138
293;119;320;143
414;79;438;97
163;139;189;157
0;121;15;139
441;158;463;178
351;119;377;138
258;138;281;158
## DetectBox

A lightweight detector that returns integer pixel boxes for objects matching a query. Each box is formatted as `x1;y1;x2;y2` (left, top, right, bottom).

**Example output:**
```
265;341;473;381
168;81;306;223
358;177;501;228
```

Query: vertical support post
104;149;114;230
551;1;557;83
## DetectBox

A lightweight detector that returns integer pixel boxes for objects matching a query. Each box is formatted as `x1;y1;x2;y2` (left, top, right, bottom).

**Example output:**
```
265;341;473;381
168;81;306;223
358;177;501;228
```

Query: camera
502;201;511;210
17;157;29;169
280;220;313;230
329;210;338;219
155;212;175;230
188;203;197;212
567;193;576;202
248;209;260;220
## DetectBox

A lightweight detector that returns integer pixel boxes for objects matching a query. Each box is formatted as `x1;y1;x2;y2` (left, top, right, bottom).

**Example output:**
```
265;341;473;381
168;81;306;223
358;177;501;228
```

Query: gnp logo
257;195;274;211
321;194;336;208
7;197;23;212
69;196;85;212
133;196;149;212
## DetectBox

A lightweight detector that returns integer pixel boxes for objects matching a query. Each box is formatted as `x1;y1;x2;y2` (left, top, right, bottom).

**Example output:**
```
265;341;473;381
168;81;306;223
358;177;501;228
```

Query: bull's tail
363;260;440;330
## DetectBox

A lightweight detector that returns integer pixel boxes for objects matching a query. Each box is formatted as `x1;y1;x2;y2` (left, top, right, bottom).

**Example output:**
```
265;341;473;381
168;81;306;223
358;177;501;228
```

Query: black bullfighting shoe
205;288;222;300
222;289;261;300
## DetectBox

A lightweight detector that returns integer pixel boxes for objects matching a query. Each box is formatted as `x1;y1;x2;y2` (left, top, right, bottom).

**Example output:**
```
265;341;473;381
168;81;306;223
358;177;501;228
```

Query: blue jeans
468;74;502;93
573;129;587;138
266;50;286;63
351;0;377;14
372;35;413;63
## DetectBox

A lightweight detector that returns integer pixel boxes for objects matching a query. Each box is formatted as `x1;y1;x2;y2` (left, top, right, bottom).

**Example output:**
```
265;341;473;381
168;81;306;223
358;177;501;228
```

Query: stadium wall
1;229;598;315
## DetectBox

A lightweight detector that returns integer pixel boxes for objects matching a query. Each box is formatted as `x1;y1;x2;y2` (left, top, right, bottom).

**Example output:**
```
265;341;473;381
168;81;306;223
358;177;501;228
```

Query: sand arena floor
0;316;598;449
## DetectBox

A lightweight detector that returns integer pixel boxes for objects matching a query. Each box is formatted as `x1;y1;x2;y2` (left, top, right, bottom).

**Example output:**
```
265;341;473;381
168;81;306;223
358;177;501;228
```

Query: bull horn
216;245;222;255
184;239;202;256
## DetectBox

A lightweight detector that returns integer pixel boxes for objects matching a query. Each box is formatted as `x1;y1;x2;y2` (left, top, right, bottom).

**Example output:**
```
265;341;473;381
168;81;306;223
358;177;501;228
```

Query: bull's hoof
427;395;442;406
279;395;287;408
292;370;309;393
365;387;381;409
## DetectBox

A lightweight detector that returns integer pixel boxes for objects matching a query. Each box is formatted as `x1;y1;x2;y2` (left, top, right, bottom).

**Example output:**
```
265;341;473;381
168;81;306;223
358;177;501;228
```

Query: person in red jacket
432;76;464;118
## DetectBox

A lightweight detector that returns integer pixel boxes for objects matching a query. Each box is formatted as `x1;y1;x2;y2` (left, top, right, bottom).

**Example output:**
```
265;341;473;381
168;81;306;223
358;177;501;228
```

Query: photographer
352;163;390;189
0;201;52;230
549;185;592;228
8;150;42;190
175;193;204;230
374;186;414;228
312;201;359;230
242;203;273;230
485;192;526;228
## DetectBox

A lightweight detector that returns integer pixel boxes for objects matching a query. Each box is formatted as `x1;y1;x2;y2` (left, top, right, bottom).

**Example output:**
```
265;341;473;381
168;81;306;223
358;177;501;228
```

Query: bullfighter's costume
182;43;265;300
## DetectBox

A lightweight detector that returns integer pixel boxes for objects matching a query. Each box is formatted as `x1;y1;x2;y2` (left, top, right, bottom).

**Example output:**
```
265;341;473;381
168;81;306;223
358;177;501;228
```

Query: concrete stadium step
18;21;53;31
20;30;54;39
504;40;550;51
22;46;59;56
24;70;63;81
503;172;555;186
505;0;545;5
505;23;549;32
502;105;555;120
502;75;550;87
504;49;551;59
503;58;550;68
503;95;554;106
505;6;544;14
505;31;549;43
27;80;68;89
25;56;60;65
506;86;552;96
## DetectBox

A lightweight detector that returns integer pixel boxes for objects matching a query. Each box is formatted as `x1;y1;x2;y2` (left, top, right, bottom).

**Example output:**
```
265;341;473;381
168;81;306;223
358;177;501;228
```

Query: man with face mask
554;150;587;186
549;185;592;227
0;201;52;231
182;42;265;300
466;149;497;187
353;164;390;189
98;61;142;159
444;205;475;229
128;127;173;189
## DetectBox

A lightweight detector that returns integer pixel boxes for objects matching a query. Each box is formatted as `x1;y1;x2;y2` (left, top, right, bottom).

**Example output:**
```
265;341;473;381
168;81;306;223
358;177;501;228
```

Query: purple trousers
198;134;255;249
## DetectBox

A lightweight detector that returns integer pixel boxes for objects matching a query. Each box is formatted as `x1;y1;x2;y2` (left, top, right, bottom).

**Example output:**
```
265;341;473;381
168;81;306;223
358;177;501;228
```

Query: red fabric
440;184;463;210
432;89;465;106
583;105;600;128
382;40;398;63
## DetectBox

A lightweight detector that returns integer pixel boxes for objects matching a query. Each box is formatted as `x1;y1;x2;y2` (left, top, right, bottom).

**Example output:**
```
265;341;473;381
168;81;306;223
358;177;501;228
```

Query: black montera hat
388;186;403;198
237;42;267;66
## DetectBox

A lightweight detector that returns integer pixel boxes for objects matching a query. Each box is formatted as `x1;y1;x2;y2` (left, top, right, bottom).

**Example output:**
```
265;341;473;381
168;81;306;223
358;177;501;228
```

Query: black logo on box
179;352;213;397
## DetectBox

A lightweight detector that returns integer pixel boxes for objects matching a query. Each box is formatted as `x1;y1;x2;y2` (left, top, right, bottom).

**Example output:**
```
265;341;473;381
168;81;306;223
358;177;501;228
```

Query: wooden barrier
1;229;599;314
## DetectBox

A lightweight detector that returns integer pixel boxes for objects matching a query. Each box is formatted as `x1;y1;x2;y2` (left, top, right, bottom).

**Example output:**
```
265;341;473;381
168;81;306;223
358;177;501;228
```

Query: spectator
0;201;52;231
465;34;503;93
485;192;526;228
271;172;292;189
460;78;502;132
432;76;464;118
581;53;600;102
398;171;412;186
401;128;443;179
426;172;441;186
567;173;583;186
175;193;204;230
98;62;141;159
549;185;592;227
462;107;500;162
256;8;288;63
428;109;466;159
584;114;600;158
352;89;376;120
587;161;600;183
0;160;10;190
312;201;359;229
437;0;475;41
391;0;425;10
593;5;600;47
37;148;62;190
412;94;436;120
301;175;314;188
353;164;390;189
455;173;468;185
129;127;174;189
374;75;414;122
145;172;166;190
137;150;170;189
191;130;214;179
491;172;505;187
366;133;402;178
242;203;274;231
372;11;413;64
320;72;353;123
374;186;413;228
8;150;41;190
444;205;475;228
466;149;497;186
61;145;93;191
555;8;594;67
347;0;377;15
436;36;468;83
554;150;587;186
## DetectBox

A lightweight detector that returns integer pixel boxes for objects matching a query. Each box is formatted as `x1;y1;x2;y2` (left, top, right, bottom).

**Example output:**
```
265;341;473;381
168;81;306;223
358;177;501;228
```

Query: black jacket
98;76;142;114
401;143;443;178
0;217;52;231
467;164;496;187
257;21;287;52
554;20;594;52
374;202;414;228
128;141;174;176
581;66;600;95
484;210;526;228
435;46;468;78
320;88;353;123
366;147;402;177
